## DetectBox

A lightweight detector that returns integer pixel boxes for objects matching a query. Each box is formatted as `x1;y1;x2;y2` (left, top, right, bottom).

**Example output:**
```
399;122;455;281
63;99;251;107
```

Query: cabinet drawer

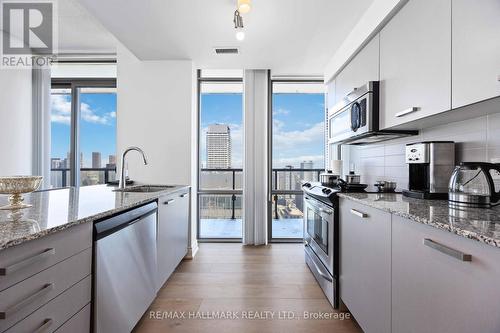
4;276;90;333
54;304;90;333
0;223;92;291
339;198;391;333
0;248;91;331
392;216;500;333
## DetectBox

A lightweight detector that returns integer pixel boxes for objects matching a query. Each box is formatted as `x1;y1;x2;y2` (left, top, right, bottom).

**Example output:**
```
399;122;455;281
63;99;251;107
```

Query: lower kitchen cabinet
392;215;500;333
339;198;392;333
157;189;190;289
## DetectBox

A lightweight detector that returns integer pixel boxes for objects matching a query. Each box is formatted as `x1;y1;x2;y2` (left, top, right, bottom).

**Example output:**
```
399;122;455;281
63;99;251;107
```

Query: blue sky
52;91;324;169
51;93;116;167
200;92;324;168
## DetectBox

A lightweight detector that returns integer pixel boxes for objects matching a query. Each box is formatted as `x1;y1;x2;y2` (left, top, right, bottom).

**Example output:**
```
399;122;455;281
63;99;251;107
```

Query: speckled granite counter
337;193;500;248
0;184;189;251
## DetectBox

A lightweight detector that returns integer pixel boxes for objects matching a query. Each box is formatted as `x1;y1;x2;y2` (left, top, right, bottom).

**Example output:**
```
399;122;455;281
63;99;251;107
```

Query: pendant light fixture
233;10;245;41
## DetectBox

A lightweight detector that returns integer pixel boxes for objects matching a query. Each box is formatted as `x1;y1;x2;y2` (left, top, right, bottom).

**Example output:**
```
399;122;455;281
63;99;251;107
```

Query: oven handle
304;244;333;282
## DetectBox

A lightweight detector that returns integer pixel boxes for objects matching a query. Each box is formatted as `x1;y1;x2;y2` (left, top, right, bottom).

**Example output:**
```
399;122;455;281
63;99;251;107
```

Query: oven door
303;196;334;275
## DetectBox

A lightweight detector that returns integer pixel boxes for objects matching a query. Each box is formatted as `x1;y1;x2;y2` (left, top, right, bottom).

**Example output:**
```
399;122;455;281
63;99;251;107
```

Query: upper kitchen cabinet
335;34;380;104
452;0;500;108
380;0;451;129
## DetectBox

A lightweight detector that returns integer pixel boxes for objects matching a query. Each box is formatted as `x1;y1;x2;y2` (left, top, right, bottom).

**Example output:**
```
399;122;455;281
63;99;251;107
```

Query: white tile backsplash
348;111;500;190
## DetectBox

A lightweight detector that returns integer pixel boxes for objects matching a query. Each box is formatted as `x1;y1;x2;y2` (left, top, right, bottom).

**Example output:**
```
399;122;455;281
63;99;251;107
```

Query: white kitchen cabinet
452;0;500;108
339;198;392;333
379;0;451;129
392;215;500;333
335;34;380;104
157;189;190;289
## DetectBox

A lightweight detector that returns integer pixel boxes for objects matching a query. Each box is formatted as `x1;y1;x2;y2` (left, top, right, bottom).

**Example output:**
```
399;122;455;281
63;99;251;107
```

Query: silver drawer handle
179;193;188;198
350;209;368;218
305;248;333;282
0;248;55;276
319;208;332;215
396;107;420;118
423;238;472;262
163;199;175;205
33;318;53;333
0;283;54;320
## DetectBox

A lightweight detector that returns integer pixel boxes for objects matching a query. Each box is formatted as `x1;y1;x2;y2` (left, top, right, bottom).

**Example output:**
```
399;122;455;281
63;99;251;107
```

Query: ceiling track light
233;10;245;41
238;0;251;14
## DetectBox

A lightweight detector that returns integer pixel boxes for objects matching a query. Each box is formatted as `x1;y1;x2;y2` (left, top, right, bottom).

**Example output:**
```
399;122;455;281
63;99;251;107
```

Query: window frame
50;78;117;187
197;70;244;242
267;75;325;243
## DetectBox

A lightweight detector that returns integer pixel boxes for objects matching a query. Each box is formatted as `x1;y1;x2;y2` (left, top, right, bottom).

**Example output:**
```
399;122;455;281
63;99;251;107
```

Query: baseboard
184;241;199;259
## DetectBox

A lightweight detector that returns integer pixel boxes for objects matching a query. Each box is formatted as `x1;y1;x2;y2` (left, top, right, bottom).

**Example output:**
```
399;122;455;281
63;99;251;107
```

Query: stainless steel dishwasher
93;202;158;333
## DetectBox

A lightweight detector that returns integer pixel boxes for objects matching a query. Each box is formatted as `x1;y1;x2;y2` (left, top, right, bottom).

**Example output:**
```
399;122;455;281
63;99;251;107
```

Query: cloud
273;108;290;116
50;94;115;125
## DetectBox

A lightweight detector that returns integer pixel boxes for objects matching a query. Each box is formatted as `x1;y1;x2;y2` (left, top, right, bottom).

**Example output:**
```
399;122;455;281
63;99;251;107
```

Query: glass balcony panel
271;193;304;239
199;194;242;238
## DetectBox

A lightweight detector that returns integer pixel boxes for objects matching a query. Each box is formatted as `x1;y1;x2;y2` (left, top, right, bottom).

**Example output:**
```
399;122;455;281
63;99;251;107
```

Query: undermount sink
115;185;176;193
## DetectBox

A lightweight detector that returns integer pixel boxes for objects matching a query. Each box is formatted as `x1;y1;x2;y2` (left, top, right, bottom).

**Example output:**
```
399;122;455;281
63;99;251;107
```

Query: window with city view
50;85;117;188
271;81;325;239
198;76;243;239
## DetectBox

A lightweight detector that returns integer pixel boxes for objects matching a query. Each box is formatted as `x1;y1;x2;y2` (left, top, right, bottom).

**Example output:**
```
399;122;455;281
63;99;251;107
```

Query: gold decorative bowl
0;176;43;210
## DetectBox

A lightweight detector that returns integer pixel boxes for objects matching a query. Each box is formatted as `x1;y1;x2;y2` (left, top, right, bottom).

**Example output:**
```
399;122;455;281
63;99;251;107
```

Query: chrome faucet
118;146;148;190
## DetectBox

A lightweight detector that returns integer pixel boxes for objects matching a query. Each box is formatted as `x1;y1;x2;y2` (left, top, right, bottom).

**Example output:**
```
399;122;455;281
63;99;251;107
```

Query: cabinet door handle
0;248;55;276
163;199;175;205
0;283;54;319
423;238;472;262
179;193;188;198
395;107;420;118
350;209;368;218
346;87;358;96
33;318;53;333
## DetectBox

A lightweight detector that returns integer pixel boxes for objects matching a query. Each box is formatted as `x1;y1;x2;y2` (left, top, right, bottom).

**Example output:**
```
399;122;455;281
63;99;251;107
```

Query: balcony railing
199;168;323;222
50;168;117;187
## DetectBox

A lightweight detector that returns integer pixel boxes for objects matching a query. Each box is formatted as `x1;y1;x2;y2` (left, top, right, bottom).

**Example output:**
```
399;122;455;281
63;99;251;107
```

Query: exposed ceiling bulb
237;0;251;14
233;10;245;41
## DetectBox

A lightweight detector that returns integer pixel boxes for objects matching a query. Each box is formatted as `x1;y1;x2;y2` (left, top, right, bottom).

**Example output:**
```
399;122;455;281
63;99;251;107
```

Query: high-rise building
300;160;315;182
92;152;102;168
206;124;231;169
278;165;294;191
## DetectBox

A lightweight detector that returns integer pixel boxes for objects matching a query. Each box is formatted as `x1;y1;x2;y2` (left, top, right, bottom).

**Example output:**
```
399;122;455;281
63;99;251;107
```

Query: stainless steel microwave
327;81;417;145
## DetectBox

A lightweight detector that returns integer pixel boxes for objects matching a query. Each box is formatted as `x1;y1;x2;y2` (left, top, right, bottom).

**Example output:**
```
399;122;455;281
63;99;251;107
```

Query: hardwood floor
133;243;362;333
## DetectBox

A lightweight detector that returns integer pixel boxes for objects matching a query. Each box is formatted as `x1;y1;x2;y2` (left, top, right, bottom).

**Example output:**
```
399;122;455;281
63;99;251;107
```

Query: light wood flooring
133;243;362;333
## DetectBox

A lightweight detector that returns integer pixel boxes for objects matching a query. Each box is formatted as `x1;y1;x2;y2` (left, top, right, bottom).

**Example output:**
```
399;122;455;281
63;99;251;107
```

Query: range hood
327;81;418;146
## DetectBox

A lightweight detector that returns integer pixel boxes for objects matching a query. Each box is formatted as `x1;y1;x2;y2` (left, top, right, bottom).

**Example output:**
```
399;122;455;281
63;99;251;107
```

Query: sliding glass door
269;80;326;241
198;70;243;240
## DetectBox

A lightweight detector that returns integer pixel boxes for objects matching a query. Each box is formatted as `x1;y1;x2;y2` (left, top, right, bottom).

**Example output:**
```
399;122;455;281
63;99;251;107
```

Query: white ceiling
57;0;117;54
75;0;374;75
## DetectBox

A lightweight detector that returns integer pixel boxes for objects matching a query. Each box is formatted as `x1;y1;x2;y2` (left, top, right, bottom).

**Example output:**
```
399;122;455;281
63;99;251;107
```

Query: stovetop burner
302;182;368;205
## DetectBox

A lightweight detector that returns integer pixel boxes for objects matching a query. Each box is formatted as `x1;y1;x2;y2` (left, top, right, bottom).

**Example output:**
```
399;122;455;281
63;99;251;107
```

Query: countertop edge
0;185;191;251
337;193;500;249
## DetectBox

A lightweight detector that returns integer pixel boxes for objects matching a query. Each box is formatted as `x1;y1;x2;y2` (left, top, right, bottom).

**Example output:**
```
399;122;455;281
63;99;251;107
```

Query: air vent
214;47;239;55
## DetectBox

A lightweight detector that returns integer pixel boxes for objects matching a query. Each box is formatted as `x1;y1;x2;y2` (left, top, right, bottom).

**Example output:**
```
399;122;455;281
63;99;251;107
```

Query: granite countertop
0;184;190;251
337;192;500;248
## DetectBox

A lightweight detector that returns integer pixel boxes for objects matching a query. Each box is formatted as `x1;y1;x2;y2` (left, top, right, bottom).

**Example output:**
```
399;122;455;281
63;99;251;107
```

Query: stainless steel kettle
448;162;500;208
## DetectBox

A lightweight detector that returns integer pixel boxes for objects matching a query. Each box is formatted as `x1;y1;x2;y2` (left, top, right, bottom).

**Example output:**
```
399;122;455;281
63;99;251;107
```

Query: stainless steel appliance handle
350;209;368;218
163;199;175;205
423;239;472;261
396;107;420;118
0;248;55;276
32;319;53;333
305;246;333;282
0;283;54;319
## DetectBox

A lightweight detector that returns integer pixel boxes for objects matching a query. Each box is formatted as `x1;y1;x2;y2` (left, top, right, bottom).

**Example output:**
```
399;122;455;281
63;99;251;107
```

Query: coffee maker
403;141;455;199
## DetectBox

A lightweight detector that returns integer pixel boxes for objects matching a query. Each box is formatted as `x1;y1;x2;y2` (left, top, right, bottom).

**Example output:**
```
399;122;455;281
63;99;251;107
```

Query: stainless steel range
302;181;366;308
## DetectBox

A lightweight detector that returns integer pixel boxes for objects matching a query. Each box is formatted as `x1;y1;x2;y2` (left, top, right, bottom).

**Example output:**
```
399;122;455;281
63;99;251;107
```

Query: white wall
116;45;193;185
0;69;33;175
349;107;500;190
